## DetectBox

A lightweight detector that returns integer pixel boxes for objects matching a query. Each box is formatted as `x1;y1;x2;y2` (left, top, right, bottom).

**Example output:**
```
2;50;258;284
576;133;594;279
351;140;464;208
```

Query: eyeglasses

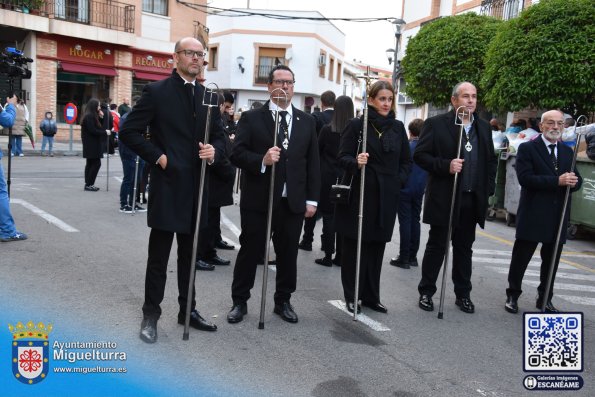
543;120;564;127
271;79;295;86
177;50;205;58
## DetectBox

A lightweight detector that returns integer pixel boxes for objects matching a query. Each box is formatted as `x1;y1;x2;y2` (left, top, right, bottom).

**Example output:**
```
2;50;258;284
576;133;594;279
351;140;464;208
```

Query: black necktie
278;110;289;148
185;83;195;113
548;144;558;171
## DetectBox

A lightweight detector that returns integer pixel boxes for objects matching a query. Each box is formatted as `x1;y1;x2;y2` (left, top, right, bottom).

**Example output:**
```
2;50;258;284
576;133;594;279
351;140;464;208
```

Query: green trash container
568;155;595;239
487;148;507;220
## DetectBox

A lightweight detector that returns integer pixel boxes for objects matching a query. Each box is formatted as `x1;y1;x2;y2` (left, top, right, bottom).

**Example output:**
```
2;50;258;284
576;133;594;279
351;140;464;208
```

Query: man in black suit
299;90;335;251
227;65;321;324
505;110;582;314
415;82;497;314
119;37;224;343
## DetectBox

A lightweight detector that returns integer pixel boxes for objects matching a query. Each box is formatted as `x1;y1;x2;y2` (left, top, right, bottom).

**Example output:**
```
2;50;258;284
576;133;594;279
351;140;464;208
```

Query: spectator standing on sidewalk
39;111;57;157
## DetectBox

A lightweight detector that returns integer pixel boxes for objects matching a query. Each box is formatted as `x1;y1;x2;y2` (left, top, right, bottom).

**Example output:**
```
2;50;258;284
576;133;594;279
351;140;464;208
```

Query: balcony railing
254;60;287;84
0;0;135;33
480;0;524;20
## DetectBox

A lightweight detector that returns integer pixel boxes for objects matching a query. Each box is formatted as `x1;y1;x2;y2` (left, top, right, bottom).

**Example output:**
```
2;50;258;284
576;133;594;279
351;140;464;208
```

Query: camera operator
0;94;28;242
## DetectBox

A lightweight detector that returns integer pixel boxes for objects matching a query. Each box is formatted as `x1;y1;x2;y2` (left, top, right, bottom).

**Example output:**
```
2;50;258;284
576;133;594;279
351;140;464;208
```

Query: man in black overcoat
227;65;321;324
119;37;225;343
505;110;582;314
298;90;335;252
414;82;497;314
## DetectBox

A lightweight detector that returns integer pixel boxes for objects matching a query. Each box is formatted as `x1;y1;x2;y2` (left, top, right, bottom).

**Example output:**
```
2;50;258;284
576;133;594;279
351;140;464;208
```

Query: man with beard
505;110;582;314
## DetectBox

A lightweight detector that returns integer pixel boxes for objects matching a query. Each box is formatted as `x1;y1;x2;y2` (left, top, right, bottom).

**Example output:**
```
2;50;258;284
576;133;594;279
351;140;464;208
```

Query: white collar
181;77;195;86
269;103;292;117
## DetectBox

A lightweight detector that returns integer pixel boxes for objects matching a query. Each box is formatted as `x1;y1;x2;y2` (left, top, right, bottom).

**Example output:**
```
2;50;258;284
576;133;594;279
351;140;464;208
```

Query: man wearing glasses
119;37;225;343
227;65;320;324
505;110;582;314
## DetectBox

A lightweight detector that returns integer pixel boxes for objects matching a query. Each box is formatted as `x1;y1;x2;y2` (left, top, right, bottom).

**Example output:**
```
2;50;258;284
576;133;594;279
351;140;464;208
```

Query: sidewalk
0;136;83;156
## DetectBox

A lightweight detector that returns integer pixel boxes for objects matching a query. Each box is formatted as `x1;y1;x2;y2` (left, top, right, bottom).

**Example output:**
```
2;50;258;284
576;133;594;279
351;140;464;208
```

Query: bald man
505;110;582;314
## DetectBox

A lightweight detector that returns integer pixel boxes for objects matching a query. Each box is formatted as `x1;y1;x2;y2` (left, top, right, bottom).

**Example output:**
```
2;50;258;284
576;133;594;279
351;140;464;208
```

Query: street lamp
388;18;406;93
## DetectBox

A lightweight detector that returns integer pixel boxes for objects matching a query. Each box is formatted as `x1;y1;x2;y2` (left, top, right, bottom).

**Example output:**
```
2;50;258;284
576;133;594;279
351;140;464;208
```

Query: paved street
1;153;594;396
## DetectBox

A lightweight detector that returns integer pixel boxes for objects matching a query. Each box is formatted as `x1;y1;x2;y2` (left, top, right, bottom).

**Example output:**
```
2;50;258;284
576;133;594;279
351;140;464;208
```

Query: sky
207;0;404;69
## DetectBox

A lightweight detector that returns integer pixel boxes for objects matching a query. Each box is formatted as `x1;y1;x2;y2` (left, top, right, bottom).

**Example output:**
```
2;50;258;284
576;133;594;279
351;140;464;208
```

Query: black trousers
199;206;221;260
418;193;477;299
341;236;386;304
142;228;196;319
84;158;101;186
320;210;336;256
231;199;303;305
301;215;316;244
506;239;563;302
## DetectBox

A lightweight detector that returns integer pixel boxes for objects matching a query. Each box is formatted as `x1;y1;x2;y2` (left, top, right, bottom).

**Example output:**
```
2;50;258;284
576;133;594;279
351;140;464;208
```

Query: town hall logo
8;321;53;385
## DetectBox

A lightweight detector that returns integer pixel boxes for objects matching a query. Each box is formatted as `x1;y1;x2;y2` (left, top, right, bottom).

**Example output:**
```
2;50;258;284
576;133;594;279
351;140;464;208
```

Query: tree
481;0;595;116
401;13;501;108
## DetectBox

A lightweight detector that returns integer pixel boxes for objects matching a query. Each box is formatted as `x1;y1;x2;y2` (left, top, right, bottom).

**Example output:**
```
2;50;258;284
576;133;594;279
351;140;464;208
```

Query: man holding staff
505;110;582;314
119;37;224;343
227;65;320;324
415;82;497;314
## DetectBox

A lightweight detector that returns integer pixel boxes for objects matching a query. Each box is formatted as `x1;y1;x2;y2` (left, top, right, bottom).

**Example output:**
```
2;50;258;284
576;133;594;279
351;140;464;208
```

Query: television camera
0;47;33;79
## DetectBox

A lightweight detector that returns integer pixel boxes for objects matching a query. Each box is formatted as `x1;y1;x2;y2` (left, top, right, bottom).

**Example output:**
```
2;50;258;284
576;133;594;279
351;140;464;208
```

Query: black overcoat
208;127;235;208
414;110;497;228
334;116;411;242
515;138;582;244
118;70;225;234
81;114;107;159
317;124;342;213
230;101;320;214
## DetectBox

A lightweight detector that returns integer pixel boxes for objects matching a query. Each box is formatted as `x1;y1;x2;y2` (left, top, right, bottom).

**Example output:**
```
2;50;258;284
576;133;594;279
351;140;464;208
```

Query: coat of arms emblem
8;321;52;385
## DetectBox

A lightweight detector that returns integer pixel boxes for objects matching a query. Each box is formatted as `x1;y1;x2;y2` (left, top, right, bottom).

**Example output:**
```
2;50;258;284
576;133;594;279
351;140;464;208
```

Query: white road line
328;300;391;332
11;199;79;232
114;177;123;183
221;212;241;238
557;295;595;306
486;266;595;282
474;248;595;259
473;256;574;270
523;280;595;293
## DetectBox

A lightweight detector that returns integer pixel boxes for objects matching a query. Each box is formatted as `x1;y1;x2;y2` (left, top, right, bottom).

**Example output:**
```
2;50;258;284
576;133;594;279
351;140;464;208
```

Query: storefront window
57;72;110;123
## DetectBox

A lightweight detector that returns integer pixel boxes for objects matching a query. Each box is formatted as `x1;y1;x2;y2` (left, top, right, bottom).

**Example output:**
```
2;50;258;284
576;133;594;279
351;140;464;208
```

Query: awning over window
134;71;169;81
60;62;118;77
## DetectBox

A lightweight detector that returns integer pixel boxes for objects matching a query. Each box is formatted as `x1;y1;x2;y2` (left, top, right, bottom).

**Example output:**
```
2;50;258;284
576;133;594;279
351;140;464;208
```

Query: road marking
477;230;595;273
486;266;595;282
11;199;79;232
474;248;595;259
523;280;595;293
473;256;574;270
114;177;123;183
221;212;241;238
556;295;595;306
328;300;390;332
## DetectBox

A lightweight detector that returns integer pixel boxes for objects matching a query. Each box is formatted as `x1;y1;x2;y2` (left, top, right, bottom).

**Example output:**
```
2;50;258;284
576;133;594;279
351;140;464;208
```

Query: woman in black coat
315;95;354;267
335;81;411;313
81;98;109;191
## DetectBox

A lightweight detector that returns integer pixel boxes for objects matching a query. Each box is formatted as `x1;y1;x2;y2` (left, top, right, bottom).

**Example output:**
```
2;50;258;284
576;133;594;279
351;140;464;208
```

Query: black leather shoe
455;297;475;313
315;257;333;267
273;302;298;323
345;300;361;314
409;258;419;267
389;256;410;269
536;299;559;313
207;255;230;266
227;303;247;324
298;240;312;251
419;295;434;311
332;257;341;266
196;260;215;271
505;296;519;314
140;317;158;343
215;240;235;250
178;310;217;331
363;301;388;313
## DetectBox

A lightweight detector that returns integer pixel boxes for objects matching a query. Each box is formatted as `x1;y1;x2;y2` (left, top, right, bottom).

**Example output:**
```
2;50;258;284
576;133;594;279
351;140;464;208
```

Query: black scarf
367;106;397;152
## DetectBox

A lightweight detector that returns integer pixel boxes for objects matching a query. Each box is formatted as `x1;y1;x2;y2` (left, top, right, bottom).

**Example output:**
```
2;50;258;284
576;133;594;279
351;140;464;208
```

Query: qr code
524;313;582;371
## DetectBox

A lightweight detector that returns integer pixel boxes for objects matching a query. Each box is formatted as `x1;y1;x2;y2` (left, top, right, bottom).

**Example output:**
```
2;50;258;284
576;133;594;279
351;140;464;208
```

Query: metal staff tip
270;88;288;105
202;82;220;108
455;106;471;125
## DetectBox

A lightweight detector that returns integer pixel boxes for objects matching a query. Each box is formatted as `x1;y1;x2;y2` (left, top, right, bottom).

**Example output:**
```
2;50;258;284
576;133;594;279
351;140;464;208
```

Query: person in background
39;111;57;157
118;98;131;117
390;118;427;269
335;80;411;314
299;90;336;252
81;98;110;191
0;95;27;242
314;95;353;267
10;95;28;157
